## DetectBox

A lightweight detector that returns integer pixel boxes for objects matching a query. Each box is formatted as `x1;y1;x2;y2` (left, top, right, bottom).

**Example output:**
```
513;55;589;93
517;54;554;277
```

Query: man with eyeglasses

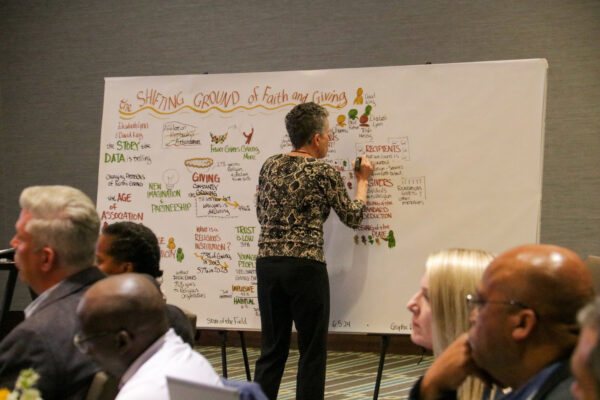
411;244;594;400
75;273;223;399
0;186;106;399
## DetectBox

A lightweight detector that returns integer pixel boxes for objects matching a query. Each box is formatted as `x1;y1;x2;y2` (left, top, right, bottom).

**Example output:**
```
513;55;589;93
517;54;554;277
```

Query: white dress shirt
117;328;223;400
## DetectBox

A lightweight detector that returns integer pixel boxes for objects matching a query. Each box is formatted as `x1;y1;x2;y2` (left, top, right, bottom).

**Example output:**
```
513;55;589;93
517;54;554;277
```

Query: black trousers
254;256;330;400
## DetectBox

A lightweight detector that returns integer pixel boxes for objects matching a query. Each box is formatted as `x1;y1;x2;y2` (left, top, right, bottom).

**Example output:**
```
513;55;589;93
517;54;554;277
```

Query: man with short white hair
0;185;105;400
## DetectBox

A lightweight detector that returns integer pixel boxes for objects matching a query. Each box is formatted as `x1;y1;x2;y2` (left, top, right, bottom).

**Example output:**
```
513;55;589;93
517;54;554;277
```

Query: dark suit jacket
166;303;195;346
408;359;574;400
531;359;574;400
0;267;105;400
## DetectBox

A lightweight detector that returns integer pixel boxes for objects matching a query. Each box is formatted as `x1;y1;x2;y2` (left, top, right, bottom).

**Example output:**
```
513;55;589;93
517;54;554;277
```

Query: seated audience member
571;297;600;400
412;244;595;400
75;273;223;400
95;221;195;345
0;185;105;399
407;248;495;399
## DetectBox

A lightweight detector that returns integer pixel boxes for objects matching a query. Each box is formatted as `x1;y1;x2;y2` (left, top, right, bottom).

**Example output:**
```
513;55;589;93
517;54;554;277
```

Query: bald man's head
468;244;595;389
489;244;594;329
76;273;169;378
79;273;168;332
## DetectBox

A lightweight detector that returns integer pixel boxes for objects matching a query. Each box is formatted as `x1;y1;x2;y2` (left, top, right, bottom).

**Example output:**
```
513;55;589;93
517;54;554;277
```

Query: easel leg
219;330;228;378
238;331;252;381
373;335;390;400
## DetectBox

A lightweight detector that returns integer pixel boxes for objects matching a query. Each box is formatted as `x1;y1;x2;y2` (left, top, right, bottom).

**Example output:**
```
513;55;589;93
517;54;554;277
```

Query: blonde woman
407;248;495;399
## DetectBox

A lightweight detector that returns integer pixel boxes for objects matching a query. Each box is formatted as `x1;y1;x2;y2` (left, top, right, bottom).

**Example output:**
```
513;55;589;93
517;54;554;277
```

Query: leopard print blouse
257;154;365;263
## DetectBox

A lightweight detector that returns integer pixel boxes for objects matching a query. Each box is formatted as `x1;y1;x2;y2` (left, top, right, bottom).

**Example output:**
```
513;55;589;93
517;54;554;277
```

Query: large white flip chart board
97;59;547;334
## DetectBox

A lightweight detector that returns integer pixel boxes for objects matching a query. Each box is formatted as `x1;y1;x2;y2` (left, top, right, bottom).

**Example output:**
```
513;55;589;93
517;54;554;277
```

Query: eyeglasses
465;293;533;313
73;331;115;354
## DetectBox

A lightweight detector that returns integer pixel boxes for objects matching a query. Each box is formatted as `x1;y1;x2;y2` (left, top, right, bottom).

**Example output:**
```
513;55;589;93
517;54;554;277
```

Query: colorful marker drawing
167;237;176;251
196;192;240;208
348;109;359;120
118;102;347;120
381;230;396;248
194;253;229;270
355;233;389;247
162;121;203;148
353;88;364;105
210;132;228;144
337;114;346;127
360;105;373;127
243;127;254;144
176;247;184;262
184;157;214;169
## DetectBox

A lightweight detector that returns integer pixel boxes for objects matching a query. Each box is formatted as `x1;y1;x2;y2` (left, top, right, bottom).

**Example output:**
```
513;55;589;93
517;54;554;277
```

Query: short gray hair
20;185;99;269
285;102;329;149
578;297;600;394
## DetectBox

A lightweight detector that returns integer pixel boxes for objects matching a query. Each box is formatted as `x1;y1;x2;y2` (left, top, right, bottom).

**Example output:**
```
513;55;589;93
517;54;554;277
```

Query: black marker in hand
354;157;362;172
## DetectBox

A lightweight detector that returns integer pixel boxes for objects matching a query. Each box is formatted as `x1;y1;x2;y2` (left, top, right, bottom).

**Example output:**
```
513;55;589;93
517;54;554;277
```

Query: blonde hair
20;185;100;269
427;248;495;400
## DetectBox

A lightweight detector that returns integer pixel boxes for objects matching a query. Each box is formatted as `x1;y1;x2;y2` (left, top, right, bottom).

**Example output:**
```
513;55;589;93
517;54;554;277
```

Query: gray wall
1;0;599;309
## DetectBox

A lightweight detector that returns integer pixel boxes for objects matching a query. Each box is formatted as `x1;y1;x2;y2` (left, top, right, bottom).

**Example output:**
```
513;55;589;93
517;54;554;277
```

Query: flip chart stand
218;330;252;381
372;335;390;400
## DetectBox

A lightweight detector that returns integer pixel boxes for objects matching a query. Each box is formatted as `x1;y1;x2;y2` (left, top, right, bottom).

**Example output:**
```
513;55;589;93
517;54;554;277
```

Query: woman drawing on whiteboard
253;102;374;400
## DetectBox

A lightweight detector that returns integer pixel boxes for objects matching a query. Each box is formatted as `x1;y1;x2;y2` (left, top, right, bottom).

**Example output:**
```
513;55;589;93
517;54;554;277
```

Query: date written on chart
331;320;351;328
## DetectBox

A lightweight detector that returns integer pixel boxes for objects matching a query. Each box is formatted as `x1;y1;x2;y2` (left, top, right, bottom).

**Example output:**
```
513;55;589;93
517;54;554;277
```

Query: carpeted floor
196;345;433;399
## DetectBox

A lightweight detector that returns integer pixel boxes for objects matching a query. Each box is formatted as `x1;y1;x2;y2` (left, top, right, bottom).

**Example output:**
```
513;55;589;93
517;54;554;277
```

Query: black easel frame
215;330;252;381
373;335;390;400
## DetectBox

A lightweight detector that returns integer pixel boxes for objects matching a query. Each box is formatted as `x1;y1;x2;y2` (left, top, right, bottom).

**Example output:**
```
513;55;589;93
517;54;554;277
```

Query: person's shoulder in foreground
115;328;222;400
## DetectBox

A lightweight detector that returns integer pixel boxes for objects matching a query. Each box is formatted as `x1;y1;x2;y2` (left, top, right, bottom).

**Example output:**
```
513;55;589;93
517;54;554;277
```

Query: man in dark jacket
0;185;105;400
